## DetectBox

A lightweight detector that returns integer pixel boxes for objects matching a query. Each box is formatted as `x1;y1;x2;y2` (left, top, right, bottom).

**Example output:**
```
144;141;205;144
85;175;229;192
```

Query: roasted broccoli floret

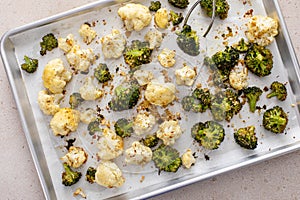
114;118;134;138
200;0;230;20
85;167;96;184
234;38;250;53
243;86;263;113
244;43;273;77
168;0;189;8
169;10;184;26
181;88;211;113
191;120;225;150
40;33;58;56
176;25;200;56
152;144;182;173
263;106;288;134
69;93;84;109
94;63;112;83
267;81;287;101
62;163;82;186
140;133;159;148
234;126;258;150
149;1;161;11
87;120;102;135
21;55;38;73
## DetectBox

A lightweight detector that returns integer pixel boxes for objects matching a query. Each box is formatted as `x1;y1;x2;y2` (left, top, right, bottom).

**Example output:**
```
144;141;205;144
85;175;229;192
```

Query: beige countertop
0;0;299;199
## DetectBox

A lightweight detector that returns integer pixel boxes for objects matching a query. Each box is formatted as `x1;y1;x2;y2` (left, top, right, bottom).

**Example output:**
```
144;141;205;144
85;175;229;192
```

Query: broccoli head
114;118;134;138
267;81;287;101
85;167;96;184
62;163;82;186
94;63;112;83
87;120;102;135
243;86;263;113
234;38;250;53
181;88;211;113
191;120;225;150
168;0;189;8
234;126;258;150
200;0;230;20
176;25;200;56
40;33;58;56
69;93;84;109
152;144;182;173
21;55;38;73
169;10;184;26
149;1;161;11
263;106;288;134
140;133;159;148
245;43;273;77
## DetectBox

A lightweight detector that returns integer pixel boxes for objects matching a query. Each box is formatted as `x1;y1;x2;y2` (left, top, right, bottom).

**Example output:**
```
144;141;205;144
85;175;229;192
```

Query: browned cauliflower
58;34;76;53
95;161;125;188
100;29;126;59
60;146;88;168
37;90;64;115
78;23;97;45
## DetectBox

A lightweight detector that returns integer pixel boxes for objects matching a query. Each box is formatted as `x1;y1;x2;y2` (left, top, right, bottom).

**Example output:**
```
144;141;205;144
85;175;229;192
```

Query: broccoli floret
200;0;230;20
62;163;82;186
40;33;58;56
169;10;184;26
87;120;102;135
176;25;200;56
21;55;38;73
149;1;161;11
244;43;273;77
140;133;159;148
85;167;96;184
191;120;225;150
263;106;288;134
152;144;182;173
94;63;112;83
234;38;250;53
266;81;287;101
69;93;84;109
168;0;189;8
123;40;153;71
234;126;258;150
114;118;134;138
243;86;263;113
181;88;211;112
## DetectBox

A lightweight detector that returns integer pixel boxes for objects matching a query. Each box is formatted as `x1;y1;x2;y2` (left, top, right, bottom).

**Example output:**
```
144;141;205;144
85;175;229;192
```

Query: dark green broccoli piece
234;126;258;150
168;0;189;8
152;144;182;173
94;63;112;83
114;118;134;138
21;55;38;73
200;0;230;19
263;106;288;134
140;134;159;148
181;88;211;112
245;43;273;77
234;38;250;53
40;33;58;56
62;163;82;186
191;120;225;150
87;120;102;135
85;167;96;184
169;10;184;26
176;25;200;56
243;86;263;113
69;93;84;109
266;81;287;101
149;1;161;11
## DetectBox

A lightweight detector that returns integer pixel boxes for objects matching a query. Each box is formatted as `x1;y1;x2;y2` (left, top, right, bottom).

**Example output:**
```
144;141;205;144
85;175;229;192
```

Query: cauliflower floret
37;90;64;115
154;8;169;29
73;188;87;199
79;23;97;45
80;108;97;124
175;65;196;86
50;108;80;136
118;3;152;31
79;77;103;100
156;120;182;146
125;141;153;165
245;15;279;46
42;58;72;94
58;34;76;53
133;112;156;135
133;70;154;86
97;128;124;160
181;149;196;169
66;44;95;72
60;146;88;168
95;161;125;188
229;66;248;90
144;29;163;49
158;48;176;68
145;79;176;107
100;29;126;59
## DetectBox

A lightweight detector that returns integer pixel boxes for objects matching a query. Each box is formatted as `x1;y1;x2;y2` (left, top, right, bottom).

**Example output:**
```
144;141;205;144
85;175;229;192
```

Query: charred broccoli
181;88;211;113
176;25;200;56
169;10;184;26
21;55;38;73
62;163;82;186
140;133;159;148
114;118;134;138
191;120;225;150
243;86;263;113
152;144;182;173
87;120;102;135
149;1;161;11
267;81;287;101
263;106;288;134
234;126;258;150
245;43;273;77
94;63;112;83
200;0;230;20
85;167;96;184
40;33;58;56
168;0;189;9
234;38;250;53
69;93;84;109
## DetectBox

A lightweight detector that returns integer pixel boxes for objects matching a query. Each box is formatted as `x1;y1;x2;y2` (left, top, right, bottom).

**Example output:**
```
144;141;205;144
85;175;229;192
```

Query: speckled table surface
0;1;299;200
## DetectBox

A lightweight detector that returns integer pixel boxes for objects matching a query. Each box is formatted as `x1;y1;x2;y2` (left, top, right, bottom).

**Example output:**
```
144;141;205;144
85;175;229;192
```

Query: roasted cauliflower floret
100;29;126;59
125;141;153;165
133;70;154;86
144;29;163;49
229;66;249;90
158;48;176;68
79;23;97;45
50;108;80;136
37;90;63;115
61;146;88;168
66;45;95;72
58;34;76;53
175;65;196;86
154;8;169;29
79;77;103;101
181;149;196;169
95;161;125;188
118;3;152;31
133;112;156;135
157;120;182;146
42;58;72;94
80;108;97;124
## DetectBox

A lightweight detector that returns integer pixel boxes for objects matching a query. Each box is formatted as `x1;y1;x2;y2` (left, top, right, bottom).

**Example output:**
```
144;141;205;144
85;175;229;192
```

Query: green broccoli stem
248;98;257;113
266;92;277;99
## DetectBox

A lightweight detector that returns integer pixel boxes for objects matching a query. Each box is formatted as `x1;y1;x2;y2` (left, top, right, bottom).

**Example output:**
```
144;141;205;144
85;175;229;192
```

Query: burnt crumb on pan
65;138;76;150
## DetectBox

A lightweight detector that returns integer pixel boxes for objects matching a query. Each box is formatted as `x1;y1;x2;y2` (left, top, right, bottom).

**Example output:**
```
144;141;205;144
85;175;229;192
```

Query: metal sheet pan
1;0;300;199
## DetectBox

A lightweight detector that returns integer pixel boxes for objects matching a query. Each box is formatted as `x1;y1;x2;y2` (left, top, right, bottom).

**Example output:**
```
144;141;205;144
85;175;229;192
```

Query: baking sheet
1;0;300;199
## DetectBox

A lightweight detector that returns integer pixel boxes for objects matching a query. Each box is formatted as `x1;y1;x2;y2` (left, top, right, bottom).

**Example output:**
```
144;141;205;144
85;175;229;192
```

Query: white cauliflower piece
158;48;176;68
118;3;152;31
245;15;279;46
181;149;196;169
229;66;248;90
133;70;154;86
66;44;95;72
175;65;196;86
97;128;124;160
37;90;63;115
133;112;156;135
60;146;88;168
100;29;126;59
79;77;103;101
50;108;80;136
156;120;182;146
58;34;76;53
144;29;163;49
79;23;97;45
42;58;72;94
80;108;97;124
154;8;169;29
95;161;125;188
73;188;87;199
125;141;152;165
